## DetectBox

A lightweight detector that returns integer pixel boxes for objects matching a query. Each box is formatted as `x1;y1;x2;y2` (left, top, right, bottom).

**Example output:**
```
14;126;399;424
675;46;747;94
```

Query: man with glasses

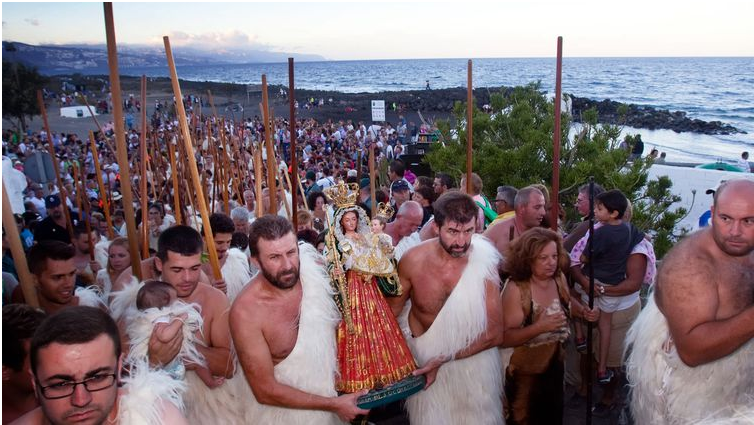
563;183;605;252
490;185;518;226
12;306;187;424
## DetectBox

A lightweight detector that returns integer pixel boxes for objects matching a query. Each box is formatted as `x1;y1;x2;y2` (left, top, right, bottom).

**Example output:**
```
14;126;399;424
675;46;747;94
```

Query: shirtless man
2;304;46;423
13;241;104;313
11;306;187;425
484;185;546;258
389;192;505;425
146;226;237;423
627;179;754;423
71;225;101;286
230;215;366;424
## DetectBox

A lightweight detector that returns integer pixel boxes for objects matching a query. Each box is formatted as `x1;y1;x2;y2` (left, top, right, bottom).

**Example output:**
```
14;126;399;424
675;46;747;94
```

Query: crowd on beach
2;89;753;425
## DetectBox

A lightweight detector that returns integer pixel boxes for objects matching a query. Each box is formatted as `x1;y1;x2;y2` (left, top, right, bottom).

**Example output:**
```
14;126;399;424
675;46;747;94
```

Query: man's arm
196;290;234;378
656;253;754;367
387;254;414;317
229;304;368;422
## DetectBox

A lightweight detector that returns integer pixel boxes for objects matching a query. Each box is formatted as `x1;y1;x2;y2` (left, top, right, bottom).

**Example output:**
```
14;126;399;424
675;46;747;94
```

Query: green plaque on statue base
356;374;426;409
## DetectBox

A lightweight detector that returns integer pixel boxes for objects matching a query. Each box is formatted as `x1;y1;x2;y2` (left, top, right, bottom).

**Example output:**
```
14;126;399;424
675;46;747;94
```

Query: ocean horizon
74;57;754;163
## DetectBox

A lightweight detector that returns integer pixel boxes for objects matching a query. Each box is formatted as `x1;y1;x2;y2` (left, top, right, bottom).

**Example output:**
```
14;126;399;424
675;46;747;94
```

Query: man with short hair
12;306;187;424
433;173;454;197
627;179;754;423
28;186;47;219
484;185;546;258
390;179;411;211
2;304;46;423
33;195;71;244
71;225;101;286
230;215;366;423
563;183;605;252
202;213;252;302
491;185;517;225
389;192;505;424
14;241;103;313
231;206;252;235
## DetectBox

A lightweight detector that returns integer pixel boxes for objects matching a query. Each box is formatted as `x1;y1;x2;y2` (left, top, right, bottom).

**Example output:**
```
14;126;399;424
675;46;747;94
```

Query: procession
3;3;754;425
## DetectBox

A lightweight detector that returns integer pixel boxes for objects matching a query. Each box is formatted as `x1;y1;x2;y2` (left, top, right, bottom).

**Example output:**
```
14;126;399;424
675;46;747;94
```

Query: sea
119;57;754;164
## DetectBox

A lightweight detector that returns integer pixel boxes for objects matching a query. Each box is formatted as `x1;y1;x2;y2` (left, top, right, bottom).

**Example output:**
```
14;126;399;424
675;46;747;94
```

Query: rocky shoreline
47;75;744;135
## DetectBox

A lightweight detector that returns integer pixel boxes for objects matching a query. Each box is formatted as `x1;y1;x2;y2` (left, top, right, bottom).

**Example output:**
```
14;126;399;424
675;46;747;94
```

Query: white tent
60;106;97;118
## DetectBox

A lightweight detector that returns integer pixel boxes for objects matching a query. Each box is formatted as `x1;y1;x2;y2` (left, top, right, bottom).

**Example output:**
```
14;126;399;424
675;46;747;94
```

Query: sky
1;1;753;60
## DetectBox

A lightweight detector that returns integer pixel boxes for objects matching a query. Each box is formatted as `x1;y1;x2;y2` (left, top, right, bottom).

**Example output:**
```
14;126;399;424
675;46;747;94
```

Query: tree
2;60;48;133
424;82;686;258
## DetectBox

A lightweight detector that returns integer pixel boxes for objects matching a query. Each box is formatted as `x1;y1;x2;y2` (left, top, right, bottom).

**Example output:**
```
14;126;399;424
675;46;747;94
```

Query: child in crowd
129;280;223;388
578;190;644;383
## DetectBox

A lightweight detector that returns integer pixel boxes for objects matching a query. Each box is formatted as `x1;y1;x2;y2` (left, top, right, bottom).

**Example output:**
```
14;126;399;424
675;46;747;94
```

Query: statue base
356;374;426;409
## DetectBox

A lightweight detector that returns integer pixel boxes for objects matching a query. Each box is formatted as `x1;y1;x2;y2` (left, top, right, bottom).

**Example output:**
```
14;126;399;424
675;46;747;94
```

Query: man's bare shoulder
400;238;435;267
484;217;513;240
9;407;43;425
193;283;231;314
656;229;717;306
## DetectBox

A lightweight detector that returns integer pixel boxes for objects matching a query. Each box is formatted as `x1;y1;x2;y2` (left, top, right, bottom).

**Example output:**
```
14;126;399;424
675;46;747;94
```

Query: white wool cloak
625;295;754;424
405;235;504;425
119;360;187;425
242;242;345;425
75;285;107;309
222;247;252;302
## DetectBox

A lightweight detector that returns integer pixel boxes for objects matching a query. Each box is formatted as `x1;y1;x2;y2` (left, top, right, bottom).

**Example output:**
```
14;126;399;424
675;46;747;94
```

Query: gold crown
375;202;395;220
324;181;360;209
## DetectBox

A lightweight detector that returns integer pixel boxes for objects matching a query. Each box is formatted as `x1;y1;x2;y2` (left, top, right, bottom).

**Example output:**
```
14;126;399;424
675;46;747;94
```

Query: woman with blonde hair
96;237;131;299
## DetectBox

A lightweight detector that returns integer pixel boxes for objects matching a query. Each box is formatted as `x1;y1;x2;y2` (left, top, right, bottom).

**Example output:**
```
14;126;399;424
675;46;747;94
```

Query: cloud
24;18;40;26
161;30;265;51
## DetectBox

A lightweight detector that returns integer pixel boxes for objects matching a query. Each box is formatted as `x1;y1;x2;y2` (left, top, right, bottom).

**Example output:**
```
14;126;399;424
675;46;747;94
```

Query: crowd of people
2;93;753;425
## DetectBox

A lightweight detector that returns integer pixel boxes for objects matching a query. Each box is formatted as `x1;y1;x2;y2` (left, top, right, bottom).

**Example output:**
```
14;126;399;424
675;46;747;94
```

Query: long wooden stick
36;90;75;241
140;75;149;259
164;35;222;280
369;138;376;217
261;75;277;214
288;57;298;229
72;164;84;226
104;3;142;280
218;122;231;214
2;184;39;307
466;60;473;194
253;141;264;218
551;37;563;232
88;131;114;239
167;139;182;225
74;163;95;261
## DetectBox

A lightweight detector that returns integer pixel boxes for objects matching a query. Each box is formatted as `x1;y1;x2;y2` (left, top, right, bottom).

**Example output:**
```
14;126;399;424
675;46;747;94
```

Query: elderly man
230;206;252;235
627;179;754;423
491;185;517;224
484;186;546;258
384;201;424;260
11;307;187;424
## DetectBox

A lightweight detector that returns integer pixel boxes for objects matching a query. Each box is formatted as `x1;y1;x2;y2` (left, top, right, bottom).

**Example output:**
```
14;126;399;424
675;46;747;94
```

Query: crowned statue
323;182;424;408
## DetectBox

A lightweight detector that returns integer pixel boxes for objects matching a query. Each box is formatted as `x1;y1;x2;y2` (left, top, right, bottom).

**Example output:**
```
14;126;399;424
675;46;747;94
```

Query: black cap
45;194;62;209
391;180;410;192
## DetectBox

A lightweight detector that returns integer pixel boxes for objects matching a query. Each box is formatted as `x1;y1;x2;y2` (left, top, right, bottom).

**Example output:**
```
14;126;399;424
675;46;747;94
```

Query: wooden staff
140;76;150;259
466;60;473;194
104;3;142;280
280;171;292;221
36;90;75;241
163;36;222;281
298;176;309;210
586;177;596;425
261;75;277;214
167;139;182;225
2;183;40;308
551;37;563;232
218;122;231;214
369;138;376;217
288;57;299;229
253;141;264;218
74;163;95;261
88;131;114;239
82;95;117;154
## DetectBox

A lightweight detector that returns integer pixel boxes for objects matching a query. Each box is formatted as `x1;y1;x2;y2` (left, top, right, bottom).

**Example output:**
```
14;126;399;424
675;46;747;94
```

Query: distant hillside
1;41;326;75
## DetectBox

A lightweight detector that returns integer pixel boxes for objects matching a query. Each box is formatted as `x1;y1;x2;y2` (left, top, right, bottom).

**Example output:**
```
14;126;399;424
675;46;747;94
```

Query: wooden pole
36;90;75;241
2;183;40;308
72;164;84;226
104;2;142;280
74;163;95;261
253;141;264;218
288;57;299;229
586;177;596;425
140;75;149;259
167;139;182;225
261;76;277;215
551;36;563;232
88;131;114;239
466;60;473;194
163;35;222;280
369;139;376;217
218;123;231;214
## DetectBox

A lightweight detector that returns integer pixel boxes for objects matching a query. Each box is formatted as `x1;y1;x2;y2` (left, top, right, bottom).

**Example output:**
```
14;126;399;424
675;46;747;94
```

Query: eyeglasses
36;373;117;400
